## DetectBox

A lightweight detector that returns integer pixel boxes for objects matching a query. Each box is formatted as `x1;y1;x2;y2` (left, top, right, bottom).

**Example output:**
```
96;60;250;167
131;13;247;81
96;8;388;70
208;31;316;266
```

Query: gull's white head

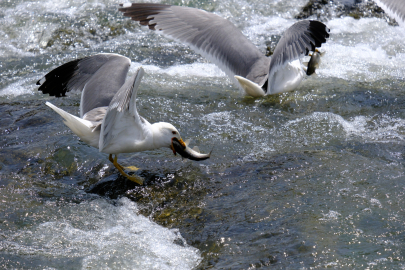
153;122;186;154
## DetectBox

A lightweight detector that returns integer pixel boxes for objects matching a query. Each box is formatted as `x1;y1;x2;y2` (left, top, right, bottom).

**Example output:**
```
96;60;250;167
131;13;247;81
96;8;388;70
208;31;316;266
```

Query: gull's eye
172;131;177;135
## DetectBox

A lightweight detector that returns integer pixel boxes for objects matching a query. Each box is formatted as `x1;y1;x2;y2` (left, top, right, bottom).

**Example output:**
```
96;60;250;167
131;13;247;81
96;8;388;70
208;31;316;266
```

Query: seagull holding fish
37;53;210;185
119;3;330;97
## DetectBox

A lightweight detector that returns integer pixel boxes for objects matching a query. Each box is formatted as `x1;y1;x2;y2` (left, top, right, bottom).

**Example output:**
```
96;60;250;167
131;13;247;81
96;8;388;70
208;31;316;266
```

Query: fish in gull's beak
303;49;325;76
171;137;186;155
171;138;211;161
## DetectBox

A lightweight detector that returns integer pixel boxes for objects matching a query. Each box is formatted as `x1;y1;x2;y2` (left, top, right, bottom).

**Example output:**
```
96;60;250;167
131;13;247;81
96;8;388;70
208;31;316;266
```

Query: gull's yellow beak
171;138;186;155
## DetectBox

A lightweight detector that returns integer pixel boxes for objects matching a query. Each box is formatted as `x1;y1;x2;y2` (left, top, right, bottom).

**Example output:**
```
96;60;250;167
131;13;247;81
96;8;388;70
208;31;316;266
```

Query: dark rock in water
295;0;398;26
295;0;330;20
86;175;138;199
86;171;168;199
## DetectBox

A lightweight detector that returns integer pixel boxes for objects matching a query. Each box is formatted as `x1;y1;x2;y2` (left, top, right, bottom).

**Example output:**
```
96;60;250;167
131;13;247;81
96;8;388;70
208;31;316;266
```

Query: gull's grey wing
99;67;150;153
374;0;405;27
37;53;131;117
82;106;109;133
119;3;269;85
267;20;329;93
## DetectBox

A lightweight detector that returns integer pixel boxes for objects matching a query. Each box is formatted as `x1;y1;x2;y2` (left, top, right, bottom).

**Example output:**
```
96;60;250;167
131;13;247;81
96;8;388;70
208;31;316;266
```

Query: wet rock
295;0;398;26
86;170;170;199
38;13;135;51
86;175;138;199
295;0;331;20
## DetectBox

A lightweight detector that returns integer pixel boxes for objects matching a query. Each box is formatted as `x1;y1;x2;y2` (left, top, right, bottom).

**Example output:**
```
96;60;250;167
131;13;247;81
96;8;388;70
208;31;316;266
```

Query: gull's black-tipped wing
37;53;131;117
267;20;329;93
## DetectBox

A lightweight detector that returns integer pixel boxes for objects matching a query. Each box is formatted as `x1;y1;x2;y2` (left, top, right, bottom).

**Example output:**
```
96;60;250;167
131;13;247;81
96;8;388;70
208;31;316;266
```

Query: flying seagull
119;3;330;97
37;53;188;185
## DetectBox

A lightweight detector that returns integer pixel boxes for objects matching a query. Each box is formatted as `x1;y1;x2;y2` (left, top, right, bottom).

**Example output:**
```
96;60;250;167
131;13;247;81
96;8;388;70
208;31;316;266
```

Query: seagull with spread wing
119;3;330;97
37;53;188;185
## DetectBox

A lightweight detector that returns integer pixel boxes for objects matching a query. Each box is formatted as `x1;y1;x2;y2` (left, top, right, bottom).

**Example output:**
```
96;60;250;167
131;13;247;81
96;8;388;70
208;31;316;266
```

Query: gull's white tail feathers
46;102;100;148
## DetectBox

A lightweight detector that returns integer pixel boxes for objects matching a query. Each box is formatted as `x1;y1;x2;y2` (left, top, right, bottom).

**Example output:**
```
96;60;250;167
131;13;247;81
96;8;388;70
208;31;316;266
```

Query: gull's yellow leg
109;154;124;171
109;154;139;171
108;154;144;185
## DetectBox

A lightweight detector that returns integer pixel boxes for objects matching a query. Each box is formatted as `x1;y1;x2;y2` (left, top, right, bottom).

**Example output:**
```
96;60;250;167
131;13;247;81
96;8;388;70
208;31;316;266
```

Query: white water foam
0;75;38;97
285;112;405;143
320;17;405;81
2;198;201;269
129;62;226;78
0;0;111;57
319;210;342;221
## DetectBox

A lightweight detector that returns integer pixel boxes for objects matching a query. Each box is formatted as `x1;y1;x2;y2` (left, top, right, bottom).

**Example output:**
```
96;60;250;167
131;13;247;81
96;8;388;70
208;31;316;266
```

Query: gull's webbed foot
125;165;139;171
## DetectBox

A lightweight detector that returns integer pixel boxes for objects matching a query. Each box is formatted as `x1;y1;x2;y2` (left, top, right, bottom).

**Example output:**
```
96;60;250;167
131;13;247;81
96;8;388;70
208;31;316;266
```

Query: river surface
1;0;405;269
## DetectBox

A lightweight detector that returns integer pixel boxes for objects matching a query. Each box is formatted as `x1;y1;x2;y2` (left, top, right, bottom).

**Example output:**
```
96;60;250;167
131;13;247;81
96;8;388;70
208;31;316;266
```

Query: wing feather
37;53;131;117
374;0;405;27
119;3;269;85
99;67;149;153
267;20;329;93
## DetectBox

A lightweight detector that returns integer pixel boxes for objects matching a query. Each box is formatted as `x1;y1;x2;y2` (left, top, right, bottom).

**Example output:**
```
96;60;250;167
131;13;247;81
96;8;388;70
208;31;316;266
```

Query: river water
1;0;405;269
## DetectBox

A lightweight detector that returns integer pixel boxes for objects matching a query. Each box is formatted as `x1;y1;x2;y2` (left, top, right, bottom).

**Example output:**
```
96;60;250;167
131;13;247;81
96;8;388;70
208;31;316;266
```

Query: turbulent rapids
1;0;405;269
